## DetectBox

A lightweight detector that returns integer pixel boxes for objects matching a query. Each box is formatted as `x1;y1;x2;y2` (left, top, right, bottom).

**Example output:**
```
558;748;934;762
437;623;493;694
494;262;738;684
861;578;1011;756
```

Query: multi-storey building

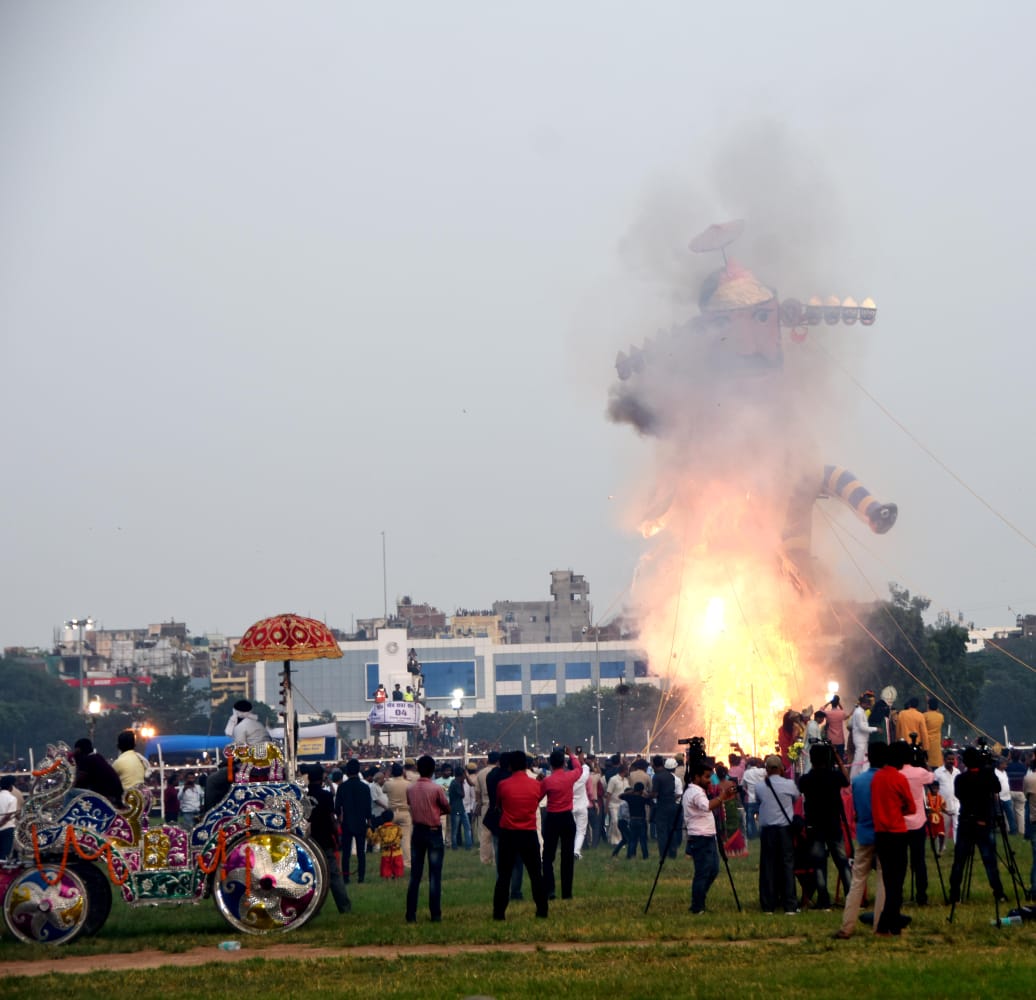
252;626;649;742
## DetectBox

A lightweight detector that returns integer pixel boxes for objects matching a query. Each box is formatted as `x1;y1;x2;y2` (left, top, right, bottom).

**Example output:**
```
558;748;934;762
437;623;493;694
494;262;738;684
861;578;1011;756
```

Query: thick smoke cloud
606;124;880;748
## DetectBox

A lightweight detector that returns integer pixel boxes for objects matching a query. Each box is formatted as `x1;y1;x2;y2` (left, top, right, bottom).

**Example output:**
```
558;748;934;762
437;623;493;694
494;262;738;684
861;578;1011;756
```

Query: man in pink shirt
900;742;935;905
405;755;450;923
541;746;581;900
823;695;848;762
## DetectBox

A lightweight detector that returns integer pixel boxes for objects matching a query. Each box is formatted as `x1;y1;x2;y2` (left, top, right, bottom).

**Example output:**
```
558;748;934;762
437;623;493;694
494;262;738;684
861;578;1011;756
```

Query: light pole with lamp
87;696;102;742
66;617;95;712
450;688;465;758
532;712;539;752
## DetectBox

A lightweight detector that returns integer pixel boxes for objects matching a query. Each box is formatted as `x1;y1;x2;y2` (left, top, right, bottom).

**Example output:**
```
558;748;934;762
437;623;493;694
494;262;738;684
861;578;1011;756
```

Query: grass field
3;834;1034;998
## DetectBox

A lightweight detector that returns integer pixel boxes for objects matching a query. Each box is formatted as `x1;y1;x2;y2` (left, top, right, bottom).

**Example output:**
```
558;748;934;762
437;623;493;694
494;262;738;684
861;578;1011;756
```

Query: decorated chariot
0;739;328;944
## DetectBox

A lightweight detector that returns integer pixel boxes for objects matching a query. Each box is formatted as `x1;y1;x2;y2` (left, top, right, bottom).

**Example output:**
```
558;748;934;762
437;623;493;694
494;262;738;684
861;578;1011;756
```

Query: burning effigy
609;220;894;755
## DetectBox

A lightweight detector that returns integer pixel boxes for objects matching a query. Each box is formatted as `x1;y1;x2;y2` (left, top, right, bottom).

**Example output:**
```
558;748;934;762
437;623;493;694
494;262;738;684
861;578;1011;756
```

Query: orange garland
31;758;66;778
30;824;129;887
195;827;228;875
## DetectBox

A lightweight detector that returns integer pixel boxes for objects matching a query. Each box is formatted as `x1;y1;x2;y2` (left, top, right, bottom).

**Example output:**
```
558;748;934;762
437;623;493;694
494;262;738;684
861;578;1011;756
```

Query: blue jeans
685;835;720;912
451;804;472;848
406;825;445;921
746;801;760;839
1000;800;1018;835
627;817;649;858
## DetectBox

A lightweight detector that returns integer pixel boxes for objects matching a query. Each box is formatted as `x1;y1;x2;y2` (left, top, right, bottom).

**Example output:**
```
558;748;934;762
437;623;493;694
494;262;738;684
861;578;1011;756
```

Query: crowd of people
2;687;1035;938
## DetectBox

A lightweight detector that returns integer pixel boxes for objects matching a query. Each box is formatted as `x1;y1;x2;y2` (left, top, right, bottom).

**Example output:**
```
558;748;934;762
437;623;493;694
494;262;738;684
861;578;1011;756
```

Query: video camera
677;736;714;769
807;737;839;770
907;732;928;767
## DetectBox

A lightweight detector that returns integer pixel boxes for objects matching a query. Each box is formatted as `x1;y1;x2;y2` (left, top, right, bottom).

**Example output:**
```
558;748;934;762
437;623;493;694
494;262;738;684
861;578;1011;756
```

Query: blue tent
144;734;233;762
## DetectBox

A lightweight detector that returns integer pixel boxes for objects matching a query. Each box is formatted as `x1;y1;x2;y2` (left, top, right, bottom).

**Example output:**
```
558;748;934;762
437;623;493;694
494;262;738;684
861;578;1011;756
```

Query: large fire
633;476;827;758
610;221;890;759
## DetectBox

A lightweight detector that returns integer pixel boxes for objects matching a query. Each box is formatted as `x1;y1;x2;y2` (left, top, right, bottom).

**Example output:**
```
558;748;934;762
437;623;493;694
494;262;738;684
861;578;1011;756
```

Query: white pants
573;808;589;855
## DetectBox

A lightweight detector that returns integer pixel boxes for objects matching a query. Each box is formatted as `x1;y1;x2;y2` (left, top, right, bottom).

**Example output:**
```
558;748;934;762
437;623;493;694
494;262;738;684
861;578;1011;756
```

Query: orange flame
634;479;830;758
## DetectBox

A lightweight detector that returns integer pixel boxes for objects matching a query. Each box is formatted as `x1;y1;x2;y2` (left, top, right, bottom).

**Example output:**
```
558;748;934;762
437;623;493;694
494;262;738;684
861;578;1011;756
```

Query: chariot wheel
2;864;93;945
212;832;328;935
69;862;113;936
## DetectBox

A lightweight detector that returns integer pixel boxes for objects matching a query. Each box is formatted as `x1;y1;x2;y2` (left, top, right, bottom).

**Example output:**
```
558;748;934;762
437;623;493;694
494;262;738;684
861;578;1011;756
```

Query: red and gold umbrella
232;613;342;776
232;613;342;664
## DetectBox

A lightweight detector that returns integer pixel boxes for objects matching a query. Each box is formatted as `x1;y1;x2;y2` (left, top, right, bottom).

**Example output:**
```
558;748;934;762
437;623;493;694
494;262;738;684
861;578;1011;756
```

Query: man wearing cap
755;754;801;914
849;692;877;779
405;755;450;923
683;759;737;914
651;755;679;859
224;699;270;747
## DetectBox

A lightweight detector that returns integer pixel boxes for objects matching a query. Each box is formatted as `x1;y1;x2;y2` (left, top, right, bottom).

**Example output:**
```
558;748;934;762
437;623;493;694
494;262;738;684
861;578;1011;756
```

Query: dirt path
5;940;659;978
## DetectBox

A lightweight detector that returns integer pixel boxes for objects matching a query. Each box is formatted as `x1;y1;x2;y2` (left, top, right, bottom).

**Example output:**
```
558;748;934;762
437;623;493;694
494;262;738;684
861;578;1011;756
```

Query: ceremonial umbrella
232;613;342;777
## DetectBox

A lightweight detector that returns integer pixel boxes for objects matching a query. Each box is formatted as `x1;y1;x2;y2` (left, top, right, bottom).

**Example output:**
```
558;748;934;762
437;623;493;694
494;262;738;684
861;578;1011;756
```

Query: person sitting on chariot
112;730;151;792
224;699;271;747
71;737;124;808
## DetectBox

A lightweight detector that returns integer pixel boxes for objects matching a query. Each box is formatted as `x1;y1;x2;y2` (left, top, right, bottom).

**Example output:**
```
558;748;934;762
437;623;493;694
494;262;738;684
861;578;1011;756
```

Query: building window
421;660;476;699
496;664;522;683
365;663;380;700
633;659;648;678
496;694;524;712
565;662;591;679
531;694;557;711
600;661;626;679
530;663;556;681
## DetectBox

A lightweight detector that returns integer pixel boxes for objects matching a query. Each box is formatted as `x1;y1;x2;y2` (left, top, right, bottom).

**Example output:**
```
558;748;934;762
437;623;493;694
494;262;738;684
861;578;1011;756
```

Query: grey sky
3;2;1036;649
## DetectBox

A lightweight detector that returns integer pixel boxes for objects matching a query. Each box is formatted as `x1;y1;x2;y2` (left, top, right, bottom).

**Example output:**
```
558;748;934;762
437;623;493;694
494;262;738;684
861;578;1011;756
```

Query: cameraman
798;741;851;910
948;746;1008;905
682;759;737;914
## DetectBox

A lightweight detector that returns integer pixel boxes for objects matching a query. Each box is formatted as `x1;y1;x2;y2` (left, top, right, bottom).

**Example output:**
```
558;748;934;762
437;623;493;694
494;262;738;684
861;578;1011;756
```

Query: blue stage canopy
144;734;233;761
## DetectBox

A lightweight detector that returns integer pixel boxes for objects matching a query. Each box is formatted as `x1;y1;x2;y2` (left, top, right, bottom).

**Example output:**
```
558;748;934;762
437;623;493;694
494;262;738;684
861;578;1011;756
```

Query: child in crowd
926;783;947;855
619;782;650;859
367;809;404;878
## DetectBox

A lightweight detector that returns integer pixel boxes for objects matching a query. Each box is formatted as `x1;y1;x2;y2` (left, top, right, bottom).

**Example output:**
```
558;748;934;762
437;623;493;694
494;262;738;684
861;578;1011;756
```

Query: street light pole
594;624;603;751
66;617;95;712
451;687;465;758
87;696;101;741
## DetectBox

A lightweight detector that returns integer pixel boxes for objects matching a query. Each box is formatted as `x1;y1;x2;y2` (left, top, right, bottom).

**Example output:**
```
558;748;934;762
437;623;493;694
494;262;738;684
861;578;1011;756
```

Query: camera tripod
644;753;741;915
947;794;1025;925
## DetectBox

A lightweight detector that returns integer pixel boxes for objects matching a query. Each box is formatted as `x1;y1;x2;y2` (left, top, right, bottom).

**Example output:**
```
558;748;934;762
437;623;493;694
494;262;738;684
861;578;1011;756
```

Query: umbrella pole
283;659;296;779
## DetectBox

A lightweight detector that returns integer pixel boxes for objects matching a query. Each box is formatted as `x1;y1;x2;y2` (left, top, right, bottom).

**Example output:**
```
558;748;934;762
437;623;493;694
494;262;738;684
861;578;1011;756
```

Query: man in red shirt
871;741;917;935
405;755;450;923
493;751;549;920
541;746;581;901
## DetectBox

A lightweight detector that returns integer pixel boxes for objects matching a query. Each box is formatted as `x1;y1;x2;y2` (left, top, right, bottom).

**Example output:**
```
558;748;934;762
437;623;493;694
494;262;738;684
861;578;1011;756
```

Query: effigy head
697;260;782;372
